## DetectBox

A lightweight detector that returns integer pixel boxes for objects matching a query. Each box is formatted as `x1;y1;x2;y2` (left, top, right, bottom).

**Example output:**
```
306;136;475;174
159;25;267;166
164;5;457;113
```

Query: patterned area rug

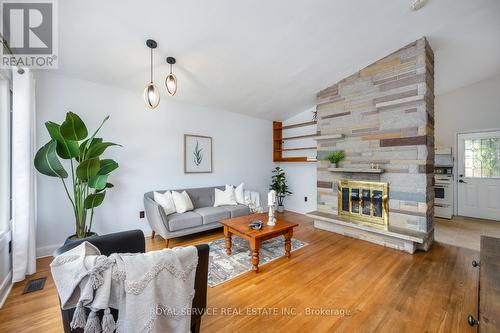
208;236;307;287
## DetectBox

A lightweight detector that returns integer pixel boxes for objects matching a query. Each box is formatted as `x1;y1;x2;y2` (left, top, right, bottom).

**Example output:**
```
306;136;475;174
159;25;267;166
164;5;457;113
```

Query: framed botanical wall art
184;134;213;173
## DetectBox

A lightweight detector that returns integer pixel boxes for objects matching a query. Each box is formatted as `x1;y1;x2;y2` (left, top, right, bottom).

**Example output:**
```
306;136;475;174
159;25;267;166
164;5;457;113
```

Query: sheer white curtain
12;68;36;282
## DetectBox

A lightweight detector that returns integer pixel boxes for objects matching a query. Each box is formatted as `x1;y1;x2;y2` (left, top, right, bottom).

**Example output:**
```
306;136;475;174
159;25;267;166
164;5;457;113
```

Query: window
464;137;500;178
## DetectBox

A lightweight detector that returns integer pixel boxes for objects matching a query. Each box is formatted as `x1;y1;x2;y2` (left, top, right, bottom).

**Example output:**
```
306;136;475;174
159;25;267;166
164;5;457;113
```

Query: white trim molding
0;230;12;308
36;244;60;259
0;271;12;308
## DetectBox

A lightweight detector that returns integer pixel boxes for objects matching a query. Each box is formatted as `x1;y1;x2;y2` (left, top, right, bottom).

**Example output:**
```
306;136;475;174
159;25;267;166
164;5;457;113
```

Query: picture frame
184;134;213;173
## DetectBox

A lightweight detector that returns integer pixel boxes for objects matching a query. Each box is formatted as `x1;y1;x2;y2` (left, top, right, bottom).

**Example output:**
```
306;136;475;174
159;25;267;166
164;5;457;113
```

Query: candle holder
267;204;276;226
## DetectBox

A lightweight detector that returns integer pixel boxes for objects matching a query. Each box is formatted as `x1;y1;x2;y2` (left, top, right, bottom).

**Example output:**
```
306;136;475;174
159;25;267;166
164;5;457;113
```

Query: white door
457;131;500;220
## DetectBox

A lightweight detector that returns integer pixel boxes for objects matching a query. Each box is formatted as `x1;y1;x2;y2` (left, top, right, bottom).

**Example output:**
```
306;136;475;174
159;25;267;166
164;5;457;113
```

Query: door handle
459;179;467;183
467;315;479;327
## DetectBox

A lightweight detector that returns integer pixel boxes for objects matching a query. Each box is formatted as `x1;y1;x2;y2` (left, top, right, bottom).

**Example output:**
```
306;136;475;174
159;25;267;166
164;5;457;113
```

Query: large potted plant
269;166;292;213
34;112;120;242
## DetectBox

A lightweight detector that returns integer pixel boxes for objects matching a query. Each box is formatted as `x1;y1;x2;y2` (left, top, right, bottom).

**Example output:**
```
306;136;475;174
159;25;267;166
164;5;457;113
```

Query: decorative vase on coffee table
267;190;277;226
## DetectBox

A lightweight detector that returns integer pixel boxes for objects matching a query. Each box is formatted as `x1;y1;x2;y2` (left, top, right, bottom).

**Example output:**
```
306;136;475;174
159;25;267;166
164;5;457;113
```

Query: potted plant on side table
269;166;292;213
323;150;345;168
34;112;121;244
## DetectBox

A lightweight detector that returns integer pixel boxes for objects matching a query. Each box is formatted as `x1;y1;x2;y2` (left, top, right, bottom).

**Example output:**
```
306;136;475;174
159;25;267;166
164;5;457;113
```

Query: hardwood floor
435;215;500;251
0;212;478;332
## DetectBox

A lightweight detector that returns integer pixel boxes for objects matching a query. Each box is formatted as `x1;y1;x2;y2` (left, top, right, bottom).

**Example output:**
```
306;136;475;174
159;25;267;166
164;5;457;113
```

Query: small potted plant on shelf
34;112;121;244
323;150;345;168
269;166;292;213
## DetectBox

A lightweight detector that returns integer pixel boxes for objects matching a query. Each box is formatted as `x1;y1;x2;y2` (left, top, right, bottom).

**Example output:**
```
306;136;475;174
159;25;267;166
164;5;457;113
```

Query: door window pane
464;137;500;178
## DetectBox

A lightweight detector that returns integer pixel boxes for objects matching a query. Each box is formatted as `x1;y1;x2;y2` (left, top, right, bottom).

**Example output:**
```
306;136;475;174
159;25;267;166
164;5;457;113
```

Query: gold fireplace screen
338;180;389;227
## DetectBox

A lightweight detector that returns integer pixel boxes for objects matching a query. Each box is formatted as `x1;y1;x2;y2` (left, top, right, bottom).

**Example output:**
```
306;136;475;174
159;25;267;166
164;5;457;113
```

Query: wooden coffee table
220;213;298;273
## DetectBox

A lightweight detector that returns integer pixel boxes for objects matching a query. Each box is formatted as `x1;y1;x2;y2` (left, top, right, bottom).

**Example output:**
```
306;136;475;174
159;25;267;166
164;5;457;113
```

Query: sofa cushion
153;191;176;215
223;204;250;218
172;190;194;213
183;187;220;208
167;212;203;231
214;187;237;207
194;207;230;225
226;184;245;204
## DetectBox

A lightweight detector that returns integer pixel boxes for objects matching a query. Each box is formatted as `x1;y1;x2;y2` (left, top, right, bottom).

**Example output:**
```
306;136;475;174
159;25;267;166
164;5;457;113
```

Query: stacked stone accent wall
316;38;434;233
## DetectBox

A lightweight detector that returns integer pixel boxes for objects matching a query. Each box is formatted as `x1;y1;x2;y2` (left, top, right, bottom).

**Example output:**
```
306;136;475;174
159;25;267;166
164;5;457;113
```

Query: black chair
53;230;209;333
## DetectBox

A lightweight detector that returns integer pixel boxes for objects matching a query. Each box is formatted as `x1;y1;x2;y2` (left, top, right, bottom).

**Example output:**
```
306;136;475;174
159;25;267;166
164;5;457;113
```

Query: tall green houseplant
269;166;292;211
34;112;120;239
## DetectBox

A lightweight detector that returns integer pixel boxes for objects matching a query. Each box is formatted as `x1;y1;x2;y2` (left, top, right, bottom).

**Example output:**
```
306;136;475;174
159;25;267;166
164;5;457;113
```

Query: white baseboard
36;244;59;258
0;230;12;308
284;206;307;214
0;270;12;308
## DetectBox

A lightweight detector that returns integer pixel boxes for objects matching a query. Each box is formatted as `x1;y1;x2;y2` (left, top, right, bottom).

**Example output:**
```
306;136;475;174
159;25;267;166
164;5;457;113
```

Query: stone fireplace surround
307;38;434;254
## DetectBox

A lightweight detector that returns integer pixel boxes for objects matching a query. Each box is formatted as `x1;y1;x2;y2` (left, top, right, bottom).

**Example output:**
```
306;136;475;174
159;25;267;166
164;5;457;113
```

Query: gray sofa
144;186;251;241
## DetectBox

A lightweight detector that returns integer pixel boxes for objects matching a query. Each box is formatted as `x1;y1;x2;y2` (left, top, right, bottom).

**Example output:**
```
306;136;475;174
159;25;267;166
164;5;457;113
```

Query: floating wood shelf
276;158;317;163
312;134;344;141
279;134;317;141
327;167;385;174
273;120;317;163
278;146;317;152
274;121;317;130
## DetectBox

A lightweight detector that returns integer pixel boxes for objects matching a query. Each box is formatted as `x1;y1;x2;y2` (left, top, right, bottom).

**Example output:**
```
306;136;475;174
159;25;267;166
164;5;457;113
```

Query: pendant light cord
150;47;153;83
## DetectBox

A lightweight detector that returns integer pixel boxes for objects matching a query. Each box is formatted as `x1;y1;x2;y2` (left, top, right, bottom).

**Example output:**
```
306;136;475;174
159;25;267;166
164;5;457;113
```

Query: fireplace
338;180;388;228
309;38;434;253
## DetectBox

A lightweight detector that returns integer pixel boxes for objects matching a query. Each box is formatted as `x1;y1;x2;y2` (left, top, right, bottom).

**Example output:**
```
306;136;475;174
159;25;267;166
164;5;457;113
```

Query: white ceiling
54;0;500;120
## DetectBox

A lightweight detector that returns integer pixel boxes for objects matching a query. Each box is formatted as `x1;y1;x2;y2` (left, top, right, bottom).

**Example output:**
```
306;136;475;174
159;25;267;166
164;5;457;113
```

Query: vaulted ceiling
54;0;500;120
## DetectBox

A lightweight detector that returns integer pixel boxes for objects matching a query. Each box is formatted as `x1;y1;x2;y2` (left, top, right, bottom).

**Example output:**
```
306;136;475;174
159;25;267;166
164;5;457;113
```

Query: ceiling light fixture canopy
144;39;160;109
410;0;428;11
165;57;177;96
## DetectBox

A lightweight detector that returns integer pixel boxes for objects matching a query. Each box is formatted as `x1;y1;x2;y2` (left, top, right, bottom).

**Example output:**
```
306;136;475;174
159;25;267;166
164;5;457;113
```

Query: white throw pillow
153;191;176;216
214;187;237;207
172;190;194;213
226;183;245;204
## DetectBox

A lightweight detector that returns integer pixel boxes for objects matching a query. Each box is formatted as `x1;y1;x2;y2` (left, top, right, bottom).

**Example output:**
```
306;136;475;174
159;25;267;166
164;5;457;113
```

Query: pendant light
165;57;178;96
144;39;160;109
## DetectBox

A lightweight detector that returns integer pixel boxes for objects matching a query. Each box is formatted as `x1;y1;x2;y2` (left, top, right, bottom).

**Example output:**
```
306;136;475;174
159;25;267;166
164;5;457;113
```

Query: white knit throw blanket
50;242;198;333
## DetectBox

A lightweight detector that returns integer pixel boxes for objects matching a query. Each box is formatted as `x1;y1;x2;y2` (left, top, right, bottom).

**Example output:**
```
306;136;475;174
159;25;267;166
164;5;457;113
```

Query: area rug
207;236;307;287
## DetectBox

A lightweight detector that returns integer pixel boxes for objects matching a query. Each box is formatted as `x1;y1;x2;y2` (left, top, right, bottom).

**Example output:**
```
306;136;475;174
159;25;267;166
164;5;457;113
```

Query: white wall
435;74;500;216
278;108;317;213
435;74;500;148
35;72;273;256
